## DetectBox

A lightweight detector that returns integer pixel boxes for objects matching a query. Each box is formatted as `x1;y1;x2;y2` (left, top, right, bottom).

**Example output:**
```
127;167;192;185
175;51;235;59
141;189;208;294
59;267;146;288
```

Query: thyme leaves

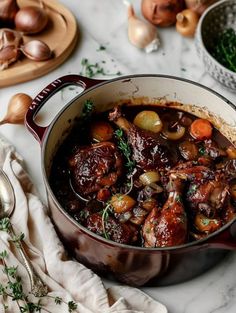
0;218;78;313
114;128;135;174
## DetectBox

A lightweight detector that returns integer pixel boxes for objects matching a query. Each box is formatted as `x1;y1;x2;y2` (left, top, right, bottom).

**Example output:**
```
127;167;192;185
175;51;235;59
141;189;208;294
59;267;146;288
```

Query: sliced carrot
190;118;212;140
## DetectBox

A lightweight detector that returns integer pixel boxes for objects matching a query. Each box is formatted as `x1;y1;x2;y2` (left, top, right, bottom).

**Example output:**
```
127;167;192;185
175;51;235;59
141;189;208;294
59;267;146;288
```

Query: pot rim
41;73;236;252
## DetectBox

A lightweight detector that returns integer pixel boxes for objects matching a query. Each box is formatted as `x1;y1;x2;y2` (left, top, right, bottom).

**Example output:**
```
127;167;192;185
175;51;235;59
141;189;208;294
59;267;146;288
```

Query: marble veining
0;0;236;312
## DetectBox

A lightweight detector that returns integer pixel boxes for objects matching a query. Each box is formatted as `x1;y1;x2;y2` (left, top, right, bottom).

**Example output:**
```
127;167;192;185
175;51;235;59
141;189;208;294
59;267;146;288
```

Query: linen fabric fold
0;136;167;313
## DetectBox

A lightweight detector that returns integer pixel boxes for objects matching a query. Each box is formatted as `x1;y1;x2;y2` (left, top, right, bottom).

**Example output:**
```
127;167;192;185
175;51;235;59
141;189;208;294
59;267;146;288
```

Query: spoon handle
10;226;48;297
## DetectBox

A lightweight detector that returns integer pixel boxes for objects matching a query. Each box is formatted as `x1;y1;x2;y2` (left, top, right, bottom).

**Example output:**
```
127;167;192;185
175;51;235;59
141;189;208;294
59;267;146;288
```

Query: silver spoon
0;168;48;297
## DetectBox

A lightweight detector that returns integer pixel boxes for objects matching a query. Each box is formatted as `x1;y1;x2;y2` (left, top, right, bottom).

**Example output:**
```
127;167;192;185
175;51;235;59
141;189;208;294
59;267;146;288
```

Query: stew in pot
50;102;236;247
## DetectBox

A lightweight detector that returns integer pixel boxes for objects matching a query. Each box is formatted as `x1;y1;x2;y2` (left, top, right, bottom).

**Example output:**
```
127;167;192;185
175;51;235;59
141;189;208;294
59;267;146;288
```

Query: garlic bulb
124;0;160;53
0;28;23;70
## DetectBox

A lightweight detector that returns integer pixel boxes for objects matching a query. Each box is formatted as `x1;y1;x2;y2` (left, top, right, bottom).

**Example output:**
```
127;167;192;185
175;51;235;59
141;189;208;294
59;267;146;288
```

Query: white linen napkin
0;136;167;313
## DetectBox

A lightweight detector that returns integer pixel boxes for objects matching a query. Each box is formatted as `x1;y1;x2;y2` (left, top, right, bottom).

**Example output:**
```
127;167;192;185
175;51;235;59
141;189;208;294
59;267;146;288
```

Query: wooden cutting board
0;0;78;87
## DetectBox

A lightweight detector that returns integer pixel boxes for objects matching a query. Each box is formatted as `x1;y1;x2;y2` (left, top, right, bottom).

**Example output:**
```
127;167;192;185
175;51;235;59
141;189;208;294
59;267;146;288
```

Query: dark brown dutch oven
25;74;236;286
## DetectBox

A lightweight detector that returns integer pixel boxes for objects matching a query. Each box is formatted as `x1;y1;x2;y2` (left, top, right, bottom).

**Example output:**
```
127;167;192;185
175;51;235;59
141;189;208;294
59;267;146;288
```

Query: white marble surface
0;0;236;312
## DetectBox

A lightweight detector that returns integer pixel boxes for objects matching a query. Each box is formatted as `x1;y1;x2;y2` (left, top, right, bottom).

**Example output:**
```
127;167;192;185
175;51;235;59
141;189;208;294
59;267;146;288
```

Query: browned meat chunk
69;142;122;195
109;106;176;171
86;213;135;244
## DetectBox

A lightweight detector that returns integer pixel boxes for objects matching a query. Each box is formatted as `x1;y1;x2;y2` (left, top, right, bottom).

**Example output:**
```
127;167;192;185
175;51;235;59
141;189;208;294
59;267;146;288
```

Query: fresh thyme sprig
114;128;135;174
81;99;94;122
0;218;78;313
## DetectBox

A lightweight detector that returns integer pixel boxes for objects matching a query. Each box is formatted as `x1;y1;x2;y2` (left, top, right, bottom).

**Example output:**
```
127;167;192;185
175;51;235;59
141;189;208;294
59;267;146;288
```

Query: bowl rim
42;73;236;252
196;0;236;78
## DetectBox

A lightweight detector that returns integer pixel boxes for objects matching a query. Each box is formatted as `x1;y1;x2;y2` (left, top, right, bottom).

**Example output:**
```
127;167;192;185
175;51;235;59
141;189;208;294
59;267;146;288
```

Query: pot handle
206;221;236;250
25;74;105;143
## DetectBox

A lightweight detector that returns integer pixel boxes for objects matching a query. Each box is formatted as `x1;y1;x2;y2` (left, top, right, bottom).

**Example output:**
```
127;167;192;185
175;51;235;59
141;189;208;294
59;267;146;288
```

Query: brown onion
0;93;32;125
15;6;48;34
141;0;184;27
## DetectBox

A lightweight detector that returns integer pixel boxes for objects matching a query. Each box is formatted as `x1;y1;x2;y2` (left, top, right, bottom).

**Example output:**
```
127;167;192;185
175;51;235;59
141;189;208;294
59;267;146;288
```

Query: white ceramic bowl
195;0;236;91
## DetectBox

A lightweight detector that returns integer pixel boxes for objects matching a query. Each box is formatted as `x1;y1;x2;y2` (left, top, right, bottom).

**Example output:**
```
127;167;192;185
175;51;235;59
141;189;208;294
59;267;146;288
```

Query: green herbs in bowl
210;28;236;73
195;0;236;91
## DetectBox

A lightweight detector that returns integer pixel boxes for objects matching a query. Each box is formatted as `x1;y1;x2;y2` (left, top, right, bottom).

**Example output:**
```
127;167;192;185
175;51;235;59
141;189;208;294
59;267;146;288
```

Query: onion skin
141;0;185;27
15;6;48;34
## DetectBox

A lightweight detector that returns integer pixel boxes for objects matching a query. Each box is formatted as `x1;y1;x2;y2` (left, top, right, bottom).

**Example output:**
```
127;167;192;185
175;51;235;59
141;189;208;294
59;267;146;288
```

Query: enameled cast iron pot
25;74;236;286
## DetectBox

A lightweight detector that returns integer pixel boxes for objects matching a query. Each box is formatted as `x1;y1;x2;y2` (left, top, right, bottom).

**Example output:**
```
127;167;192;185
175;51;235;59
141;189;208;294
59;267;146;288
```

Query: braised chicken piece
69;142;122;196
171;163;236;235
143;175;187;247
109;106;176;170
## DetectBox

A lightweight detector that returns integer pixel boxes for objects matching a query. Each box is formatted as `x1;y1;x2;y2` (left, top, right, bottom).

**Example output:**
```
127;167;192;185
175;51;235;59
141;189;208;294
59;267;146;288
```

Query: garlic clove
21;40;52;61
0;28;23;70
124;1;160;53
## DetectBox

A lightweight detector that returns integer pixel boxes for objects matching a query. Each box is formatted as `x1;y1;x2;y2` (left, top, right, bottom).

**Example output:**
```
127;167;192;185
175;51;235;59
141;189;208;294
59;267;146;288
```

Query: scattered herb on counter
0;217;78;313
96;45;106;51
79;58;122;78
211;28;236;72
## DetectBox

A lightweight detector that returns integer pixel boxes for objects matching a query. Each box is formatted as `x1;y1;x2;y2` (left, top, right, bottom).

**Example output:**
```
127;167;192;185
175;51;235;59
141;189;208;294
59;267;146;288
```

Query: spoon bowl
0;169;15;219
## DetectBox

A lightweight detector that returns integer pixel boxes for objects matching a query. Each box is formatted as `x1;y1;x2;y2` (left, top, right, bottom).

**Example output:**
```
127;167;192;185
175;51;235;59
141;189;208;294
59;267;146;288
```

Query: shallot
176;9;199;37
15;5;48;34
124;0;160;53
0;93;32;125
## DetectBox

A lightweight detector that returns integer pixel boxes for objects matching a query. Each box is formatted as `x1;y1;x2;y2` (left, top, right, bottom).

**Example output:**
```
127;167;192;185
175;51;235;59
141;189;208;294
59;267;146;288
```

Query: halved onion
133;110;163;133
